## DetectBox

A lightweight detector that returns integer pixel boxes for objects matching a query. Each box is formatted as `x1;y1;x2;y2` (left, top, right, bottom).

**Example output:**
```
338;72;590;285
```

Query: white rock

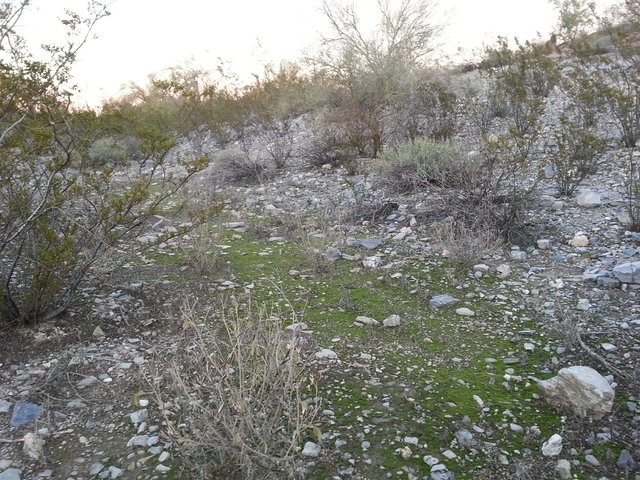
568;234;589;247
315;348;338;360
22;433;45;460
555;459;571;479
354;316;379;326
362;256;382;268
537;239;551;250
538;366;615;419
455;307;475;317
542;434;563;456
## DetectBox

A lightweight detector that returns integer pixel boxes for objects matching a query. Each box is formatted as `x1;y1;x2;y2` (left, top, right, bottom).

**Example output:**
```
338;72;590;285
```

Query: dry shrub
216;148;272;184
180;224;224;277
432;216;503;267
154;301;319;479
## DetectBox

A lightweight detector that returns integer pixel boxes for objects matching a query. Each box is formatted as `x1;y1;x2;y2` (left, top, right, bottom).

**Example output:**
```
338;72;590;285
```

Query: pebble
383;314;401;327
315;348;338;360
542;434;563;456
455;307;474;316
302;441;321;457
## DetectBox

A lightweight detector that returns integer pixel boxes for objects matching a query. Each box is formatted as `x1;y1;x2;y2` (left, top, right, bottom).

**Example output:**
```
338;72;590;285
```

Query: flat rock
383;314;401;327
538;366;614;419
612;261;640;284
455;307;474;317
347;237;382;250
315;348;338;360
429;294;458;309
0;469;22;480
555;459;571;479
10;402;41;427
576;191;602;207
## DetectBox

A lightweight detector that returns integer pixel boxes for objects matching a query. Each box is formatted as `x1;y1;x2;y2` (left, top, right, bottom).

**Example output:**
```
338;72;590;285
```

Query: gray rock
347;237;382;250
612;262;640;284
429;294;459;309
576;191;602;207
0;469;22;480
555;459;571;479
383;314;401;327
455;429;476;448
302;441;321;457
597;276;621;288
324;247;343;262
510;250;527;261
89;463;104;475
362;256;382;268
77;375;98;389
22;433;44;460
0;400;11;413
585;454;600;466
541;434;563;456
10;402;41;427
538;366;614;419
616;449;636;469
129;409;148;425
126;435;150;447
108;466;123;479
430;464;455;480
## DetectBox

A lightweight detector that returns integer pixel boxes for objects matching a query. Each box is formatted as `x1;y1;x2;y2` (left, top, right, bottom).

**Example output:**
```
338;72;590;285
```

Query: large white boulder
538;366;614;419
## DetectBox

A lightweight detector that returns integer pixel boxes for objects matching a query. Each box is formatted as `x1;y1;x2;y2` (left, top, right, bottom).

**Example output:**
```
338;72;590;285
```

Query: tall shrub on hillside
315;0;442;157
0;2;213;326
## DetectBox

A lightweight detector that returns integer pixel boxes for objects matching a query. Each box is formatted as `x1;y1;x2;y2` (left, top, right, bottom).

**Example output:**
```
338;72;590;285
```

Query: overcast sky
19;0;618;108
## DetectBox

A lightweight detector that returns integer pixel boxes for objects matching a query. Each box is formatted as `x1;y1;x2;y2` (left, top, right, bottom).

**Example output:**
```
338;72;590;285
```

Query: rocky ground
1;143;639;479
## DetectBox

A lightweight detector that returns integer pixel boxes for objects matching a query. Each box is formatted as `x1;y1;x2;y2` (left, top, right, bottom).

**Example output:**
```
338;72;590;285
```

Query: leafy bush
0;3;212;326
375;138;479;193
87;135;141;166
155;301;319;479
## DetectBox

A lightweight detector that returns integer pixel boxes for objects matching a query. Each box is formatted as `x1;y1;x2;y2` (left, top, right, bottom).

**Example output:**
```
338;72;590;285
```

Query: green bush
87;135;141;166
375;138;479;193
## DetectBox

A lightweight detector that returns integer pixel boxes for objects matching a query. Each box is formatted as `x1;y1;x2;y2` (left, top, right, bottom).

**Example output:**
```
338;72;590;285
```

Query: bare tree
315;0;442;157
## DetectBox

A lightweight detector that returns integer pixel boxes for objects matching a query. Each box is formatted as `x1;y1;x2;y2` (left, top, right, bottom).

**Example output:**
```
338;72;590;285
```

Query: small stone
158;452;170;463
315;348;338;360
616;449;636;469
423;455;439;466
455;307;474;317
108;466;123;479
22;433;45;460
129;409;148;425
77;376;98;390
585;454;600;466
89;463;104;475
92;325;105;337
555;459;571;479
510;250;527;261
455;429;475;448
10;402;41;426
383;315;401;327
600;343;617;352
442;449;457;459
362;256;382;268
404;436;419;445
302;441;321;457
429;294;458;309
496;264;511;278
0;400;11;413
473;264;490;274
576;299;591;311
126;435;150;447
354;315;379;326
537;239;551;249
510;423;524;434
542;434;563;457
155;464;171;474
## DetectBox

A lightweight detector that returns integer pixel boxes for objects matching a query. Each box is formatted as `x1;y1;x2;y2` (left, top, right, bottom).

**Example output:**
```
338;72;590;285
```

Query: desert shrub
87;135;141;166
375;138;479;194
303;128;355;168
155;301;319;479
432;217;503;267
549;115;606;196
215;148;272;184
0;3;213;326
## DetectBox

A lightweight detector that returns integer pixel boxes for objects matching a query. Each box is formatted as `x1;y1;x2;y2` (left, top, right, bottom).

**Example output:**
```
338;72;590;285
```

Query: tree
315;0;441;157
0;1;213;326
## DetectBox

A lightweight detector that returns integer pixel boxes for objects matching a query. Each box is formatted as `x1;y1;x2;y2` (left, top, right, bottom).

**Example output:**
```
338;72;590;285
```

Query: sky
18;0;619;108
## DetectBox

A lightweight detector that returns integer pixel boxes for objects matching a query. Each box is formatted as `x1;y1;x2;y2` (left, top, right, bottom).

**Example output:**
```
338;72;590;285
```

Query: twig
574;330;630;381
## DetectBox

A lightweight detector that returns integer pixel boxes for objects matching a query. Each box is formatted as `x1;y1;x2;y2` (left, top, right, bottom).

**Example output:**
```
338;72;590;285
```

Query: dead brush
152;300;320;479
432;216;503;267
180;224;224;277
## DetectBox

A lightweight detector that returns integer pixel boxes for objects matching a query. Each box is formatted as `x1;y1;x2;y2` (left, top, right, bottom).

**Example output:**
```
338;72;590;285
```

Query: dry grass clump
153;301;319;479
180;224;225;277
432;216;503;267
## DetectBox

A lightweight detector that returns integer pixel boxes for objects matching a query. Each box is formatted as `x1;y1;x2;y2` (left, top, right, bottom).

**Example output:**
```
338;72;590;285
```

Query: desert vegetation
0;0;639;479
